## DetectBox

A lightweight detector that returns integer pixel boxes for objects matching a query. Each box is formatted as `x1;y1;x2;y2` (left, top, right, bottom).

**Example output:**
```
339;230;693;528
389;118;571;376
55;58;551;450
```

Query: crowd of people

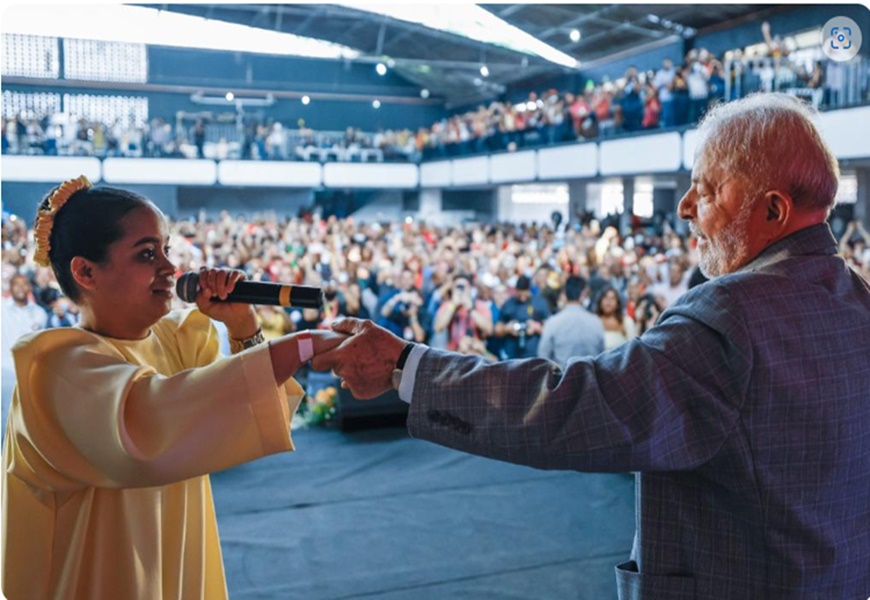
4;205;868;391
3;21;852;164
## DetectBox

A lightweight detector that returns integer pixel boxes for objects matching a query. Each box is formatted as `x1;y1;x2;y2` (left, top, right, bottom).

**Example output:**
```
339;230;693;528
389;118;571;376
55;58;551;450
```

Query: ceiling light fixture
376;63;387;76
372;99;381;109
570;29;581;42
480;65;489;77
301;95;310;105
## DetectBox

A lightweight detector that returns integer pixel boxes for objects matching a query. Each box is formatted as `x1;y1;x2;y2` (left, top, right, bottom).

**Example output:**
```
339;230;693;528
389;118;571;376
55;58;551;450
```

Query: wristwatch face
391;369;403;391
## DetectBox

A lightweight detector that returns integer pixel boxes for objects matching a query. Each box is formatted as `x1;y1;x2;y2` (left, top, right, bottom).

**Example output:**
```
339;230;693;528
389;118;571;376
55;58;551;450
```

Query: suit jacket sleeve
407;282;753;473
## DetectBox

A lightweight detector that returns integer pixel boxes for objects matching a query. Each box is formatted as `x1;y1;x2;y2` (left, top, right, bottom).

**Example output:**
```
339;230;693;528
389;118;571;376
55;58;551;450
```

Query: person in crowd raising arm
313;93;870;598
1;177;346;600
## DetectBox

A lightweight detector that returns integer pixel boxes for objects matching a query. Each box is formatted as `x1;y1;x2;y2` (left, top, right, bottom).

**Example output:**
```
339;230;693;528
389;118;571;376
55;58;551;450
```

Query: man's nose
677;189;695;221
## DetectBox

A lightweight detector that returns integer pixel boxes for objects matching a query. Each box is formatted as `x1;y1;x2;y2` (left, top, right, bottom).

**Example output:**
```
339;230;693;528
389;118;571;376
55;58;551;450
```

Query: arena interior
1;3;869;599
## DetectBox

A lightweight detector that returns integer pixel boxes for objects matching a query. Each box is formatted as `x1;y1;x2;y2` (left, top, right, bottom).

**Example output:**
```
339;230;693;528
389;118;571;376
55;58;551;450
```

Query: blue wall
177;186;312;220
145;47;449;131
1;182;178;221
148;47;420;97
0;181;313;221
7;43;449;132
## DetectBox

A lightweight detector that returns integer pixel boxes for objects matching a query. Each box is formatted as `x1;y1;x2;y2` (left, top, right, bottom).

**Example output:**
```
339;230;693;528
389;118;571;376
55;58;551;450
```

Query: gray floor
212;426;636;599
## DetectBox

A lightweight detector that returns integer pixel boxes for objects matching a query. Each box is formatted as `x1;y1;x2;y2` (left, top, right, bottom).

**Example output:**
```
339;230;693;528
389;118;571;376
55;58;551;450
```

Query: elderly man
313;93;870;598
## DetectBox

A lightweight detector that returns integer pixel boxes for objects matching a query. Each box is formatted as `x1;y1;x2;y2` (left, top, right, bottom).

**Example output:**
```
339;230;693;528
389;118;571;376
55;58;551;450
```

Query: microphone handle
225;281;324;309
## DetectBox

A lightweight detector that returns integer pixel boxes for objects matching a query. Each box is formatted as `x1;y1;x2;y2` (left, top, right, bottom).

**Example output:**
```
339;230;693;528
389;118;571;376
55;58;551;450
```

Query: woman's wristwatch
230;328;265;354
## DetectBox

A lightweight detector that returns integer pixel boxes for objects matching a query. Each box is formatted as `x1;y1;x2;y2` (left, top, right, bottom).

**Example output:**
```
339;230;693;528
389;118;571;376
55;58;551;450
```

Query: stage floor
212;426;635;599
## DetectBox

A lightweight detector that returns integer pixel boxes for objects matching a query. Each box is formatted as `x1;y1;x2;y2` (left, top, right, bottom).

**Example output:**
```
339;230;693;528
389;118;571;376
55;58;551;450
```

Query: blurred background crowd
4;209;868;382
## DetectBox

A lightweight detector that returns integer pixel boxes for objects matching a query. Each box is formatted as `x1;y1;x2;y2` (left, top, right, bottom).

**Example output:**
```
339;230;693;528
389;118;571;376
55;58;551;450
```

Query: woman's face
600;290;619;315
88;205;176;336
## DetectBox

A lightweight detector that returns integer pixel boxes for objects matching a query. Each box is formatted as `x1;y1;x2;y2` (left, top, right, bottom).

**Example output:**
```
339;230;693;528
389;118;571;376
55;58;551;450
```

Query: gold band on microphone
279;285;292;307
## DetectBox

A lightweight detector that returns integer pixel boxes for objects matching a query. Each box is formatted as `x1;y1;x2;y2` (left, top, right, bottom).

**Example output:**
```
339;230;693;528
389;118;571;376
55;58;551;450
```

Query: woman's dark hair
636;293;665;334
593;285;624;323
36;185;150;302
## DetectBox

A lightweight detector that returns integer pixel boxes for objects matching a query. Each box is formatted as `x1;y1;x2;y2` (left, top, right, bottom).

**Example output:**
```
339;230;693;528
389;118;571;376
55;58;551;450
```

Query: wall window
2;91;61;120
2;34;60;78
63;94;148;125
63;38;147;82
633;180;654;219
835;172;857;205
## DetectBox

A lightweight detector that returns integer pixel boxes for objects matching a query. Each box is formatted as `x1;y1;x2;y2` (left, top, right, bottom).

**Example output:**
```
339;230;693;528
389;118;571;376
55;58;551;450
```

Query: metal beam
247;5;271;28
337;16;376;50
292;6;326;37
4;76;444;106
495;5;527;19
569;15;667;52
575;35;682;70
375;20;387;56
535;6;623;40
593;16;668;40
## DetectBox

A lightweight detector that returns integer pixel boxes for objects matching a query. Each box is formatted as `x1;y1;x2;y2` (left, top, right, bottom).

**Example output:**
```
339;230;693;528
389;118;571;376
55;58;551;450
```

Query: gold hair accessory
33;175;92;267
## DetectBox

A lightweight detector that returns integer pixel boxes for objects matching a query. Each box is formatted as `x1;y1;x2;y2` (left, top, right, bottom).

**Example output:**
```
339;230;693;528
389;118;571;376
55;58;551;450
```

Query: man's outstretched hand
310;318;409;399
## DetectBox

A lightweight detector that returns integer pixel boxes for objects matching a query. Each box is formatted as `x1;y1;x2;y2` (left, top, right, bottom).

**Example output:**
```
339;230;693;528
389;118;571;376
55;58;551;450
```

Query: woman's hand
309;329;349;356
194;267;259;340
268;329;350;385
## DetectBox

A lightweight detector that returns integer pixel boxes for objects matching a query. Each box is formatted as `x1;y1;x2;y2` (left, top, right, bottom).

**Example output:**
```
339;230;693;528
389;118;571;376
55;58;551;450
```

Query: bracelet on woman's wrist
297;330;314;363
229;328;265;354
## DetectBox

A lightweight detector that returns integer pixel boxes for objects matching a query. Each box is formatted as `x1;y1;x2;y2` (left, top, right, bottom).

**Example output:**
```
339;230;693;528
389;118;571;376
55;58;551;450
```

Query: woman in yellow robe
2;177;344;599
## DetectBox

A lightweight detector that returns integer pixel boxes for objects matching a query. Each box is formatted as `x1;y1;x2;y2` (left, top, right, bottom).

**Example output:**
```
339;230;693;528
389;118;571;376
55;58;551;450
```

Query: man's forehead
691;146;724;180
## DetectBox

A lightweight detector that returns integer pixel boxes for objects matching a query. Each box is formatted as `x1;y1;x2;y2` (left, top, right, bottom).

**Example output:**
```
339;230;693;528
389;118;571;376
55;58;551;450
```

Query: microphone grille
176;272;200;303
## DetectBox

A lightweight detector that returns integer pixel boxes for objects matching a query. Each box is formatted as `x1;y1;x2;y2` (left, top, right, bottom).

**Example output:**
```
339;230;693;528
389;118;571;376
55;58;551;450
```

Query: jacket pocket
615;560;696;600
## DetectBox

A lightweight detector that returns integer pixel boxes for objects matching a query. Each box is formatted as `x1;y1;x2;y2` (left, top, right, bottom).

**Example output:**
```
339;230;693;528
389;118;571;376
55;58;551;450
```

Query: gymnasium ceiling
153;3;793;107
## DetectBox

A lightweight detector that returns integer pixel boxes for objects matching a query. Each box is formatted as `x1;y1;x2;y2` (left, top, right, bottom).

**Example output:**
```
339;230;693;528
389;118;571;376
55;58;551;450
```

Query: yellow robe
2;309;303;600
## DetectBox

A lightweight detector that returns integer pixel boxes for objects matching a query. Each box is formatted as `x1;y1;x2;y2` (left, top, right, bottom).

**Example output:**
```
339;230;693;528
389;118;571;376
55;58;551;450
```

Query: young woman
593;285;637;351
2;176;345;599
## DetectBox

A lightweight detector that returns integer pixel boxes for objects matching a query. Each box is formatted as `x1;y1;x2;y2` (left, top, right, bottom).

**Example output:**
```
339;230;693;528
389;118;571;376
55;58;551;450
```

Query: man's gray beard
697;201;753;278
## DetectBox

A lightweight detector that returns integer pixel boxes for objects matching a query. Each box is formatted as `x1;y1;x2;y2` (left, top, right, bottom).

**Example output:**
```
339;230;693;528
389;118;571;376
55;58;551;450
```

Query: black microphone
176;272;323;309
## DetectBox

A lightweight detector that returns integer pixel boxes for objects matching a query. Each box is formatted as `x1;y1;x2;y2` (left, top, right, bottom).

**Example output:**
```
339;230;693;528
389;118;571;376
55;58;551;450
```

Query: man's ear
763;190;793;228
69;257;98;292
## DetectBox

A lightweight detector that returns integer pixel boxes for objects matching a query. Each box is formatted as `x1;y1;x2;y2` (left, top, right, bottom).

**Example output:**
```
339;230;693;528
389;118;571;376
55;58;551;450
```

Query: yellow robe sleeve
8;313;303;494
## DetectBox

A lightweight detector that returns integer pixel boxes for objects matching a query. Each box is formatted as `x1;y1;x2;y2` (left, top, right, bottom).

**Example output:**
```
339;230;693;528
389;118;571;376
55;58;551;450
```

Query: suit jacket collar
738;223;837;274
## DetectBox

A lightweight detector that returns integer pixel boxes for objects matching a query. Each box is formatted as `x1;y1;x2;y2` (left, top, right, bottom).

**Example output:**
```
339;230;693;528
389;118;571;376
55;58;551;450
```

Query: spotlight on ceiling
225;92;234;101
480;65;489;77
420;88;430;99
301;95;310;105
372;99;381;109
570;29;581;42
386;58;396;68
376;63;387;76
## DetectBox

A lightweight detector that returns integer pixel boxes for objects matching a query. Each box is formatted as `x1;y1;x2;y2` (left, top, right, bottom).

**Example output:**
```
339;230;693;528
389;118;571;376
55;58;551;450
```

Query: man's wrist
396;341;416;370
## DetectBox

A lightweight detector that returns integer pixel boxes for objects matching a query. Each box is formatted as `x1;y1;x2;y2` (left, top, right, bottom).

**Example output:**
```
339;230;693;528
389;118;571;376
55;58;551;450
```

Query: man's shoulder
501;298;521;310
